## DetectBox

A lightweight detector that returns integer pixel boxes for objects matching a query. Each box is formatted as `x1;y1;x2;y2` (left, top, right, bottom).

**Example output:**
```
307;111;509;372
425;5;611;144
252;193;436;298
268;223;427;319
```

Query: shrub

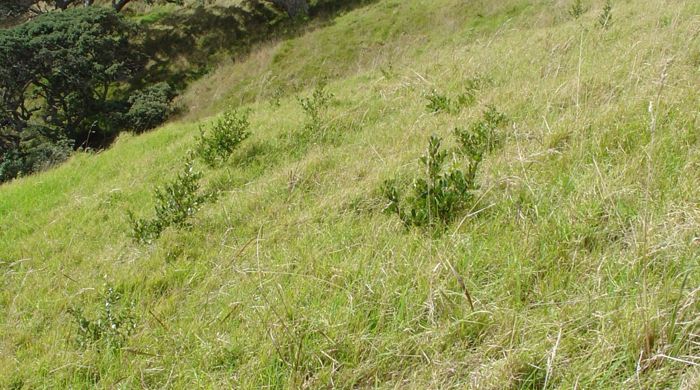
569;0;585;19
195;109;251;167
383;108;507;229
598;0;612;29
425;78;487;115
125;82;175;133
454;106;508;162
425;90;454;114
128;160;211;243
67;286;137;351
382;135;478;228
299;82;333;135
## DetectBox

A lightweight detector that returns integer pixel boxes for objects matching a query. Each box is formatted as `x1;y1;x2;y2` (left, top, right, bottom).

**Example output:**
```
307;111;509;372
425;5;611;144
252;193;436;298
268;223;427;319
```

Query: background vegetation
1;0;699;388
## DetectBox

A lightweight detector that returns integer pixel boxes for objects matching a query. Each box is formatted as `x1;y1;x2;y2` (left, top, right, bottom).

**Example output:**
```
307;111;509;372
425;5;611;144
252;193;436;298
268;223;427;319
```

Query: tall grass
1;0;699;388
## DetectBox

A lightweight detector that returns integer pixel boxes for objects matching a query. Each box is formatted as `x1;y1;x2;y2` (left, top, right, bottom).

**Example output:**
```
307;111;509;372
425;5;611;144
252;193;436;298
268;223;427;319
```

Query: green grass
2;0;700;387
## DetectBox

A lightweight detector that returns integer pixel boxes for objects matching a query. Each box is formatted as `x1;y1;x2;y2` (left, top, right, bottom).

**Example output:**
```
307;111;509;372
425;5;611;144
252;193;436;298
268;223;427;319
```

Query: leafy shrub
129;160;211;243
195;109;251;167
598;0;612;29
126;82;175;133
382;135;478;228
454;106;508;162
299;82;333;134
425;78;488;114
569;0;585;19
383;108;507;228
67;287;137;351
425;91;454;114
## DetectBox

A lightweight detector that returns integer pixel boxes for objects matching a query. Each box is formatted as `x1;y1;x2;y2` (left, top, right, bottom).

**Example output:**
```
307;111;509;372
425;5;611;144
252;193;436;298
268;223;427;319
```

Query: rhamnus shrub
195;108;251;167
384;107;508;229
382;135;477;228
128;160;211;243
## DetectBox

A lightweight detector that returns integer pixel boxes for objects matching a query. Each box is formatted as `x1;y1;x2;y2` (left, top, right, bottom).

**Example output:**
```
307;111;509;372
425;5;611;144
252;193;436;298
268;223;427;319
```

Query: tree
0;7;149;181
269;0;309;18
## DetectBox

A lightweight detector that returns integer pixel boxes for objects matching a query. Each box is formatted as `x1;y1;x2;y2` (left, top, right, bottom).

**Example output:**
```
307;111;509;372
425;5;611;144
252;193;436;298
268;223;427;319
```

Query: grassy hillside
1;0;699;387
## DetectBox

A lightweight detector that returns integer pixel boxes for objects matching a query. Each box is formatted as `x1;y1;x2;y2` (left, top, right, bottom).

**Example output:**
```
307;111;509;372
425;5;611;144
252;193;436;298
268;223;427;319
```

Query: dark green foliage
0;127;73;182
125;82;175;133
569;0;585;19
0;7;145;182
67;287;137;351
598;0;612;29
195;109;251;167
129;160;211;243
382;135;477;228
454;106;508;162
270;0;309;18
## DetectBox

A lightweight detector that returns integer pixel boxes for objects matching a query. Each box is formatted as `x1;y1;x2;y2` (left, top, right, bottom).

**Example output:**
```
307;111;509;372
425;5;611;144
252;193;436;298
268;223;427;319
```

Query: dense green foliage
124;82;175;133
0;7;177;182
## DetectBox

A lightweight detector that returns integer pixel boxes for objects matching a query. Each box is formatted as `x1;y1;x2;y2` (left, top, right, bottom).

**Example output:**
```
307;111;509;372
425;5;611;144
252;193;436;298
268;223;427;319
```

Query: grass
2;0;700;387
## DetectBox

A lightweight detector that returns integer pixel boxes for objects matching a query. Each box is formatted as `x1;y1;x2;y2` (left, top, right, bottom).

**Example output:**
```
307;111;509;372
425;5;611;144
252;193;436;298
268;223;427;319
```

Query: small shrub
269;85;284;108
126;82;175;133
598;0;612;29
67;287;137;351
454;106;508;161
569;0;585;19
425;91;454;114
195;109;251;167
457;77;489;108
382;135;478;228
299;82;334;134
426;78;487;114
128;160;211;243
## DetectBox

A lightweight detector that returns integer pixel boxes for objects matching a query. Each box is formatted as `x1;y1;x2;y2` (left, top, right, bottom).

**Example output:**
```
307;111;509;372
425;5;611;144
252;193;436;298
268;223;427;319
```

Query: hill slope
1;0;699;387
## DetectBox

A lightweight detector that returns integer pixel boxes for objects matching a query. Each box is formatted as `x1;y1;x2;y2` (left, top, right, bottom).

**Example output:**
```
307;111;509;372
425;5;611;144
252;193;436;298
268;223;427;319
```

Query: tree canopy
0;7;158;181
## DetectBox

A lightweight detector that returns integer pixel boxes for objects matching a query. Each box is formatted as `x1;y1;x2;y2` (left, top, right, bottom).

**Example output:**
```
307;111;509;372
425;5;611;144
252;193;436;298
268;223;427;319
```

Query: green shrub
128;160;211;243
382;135;478;228
425;90;454;114
67;287;137;351
195;109;251;167
299;82;333;135
425;78;487;114
126;82;175;133
569;0;585;19
598;0;612;29
454;106;508;162
383;108;507;228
